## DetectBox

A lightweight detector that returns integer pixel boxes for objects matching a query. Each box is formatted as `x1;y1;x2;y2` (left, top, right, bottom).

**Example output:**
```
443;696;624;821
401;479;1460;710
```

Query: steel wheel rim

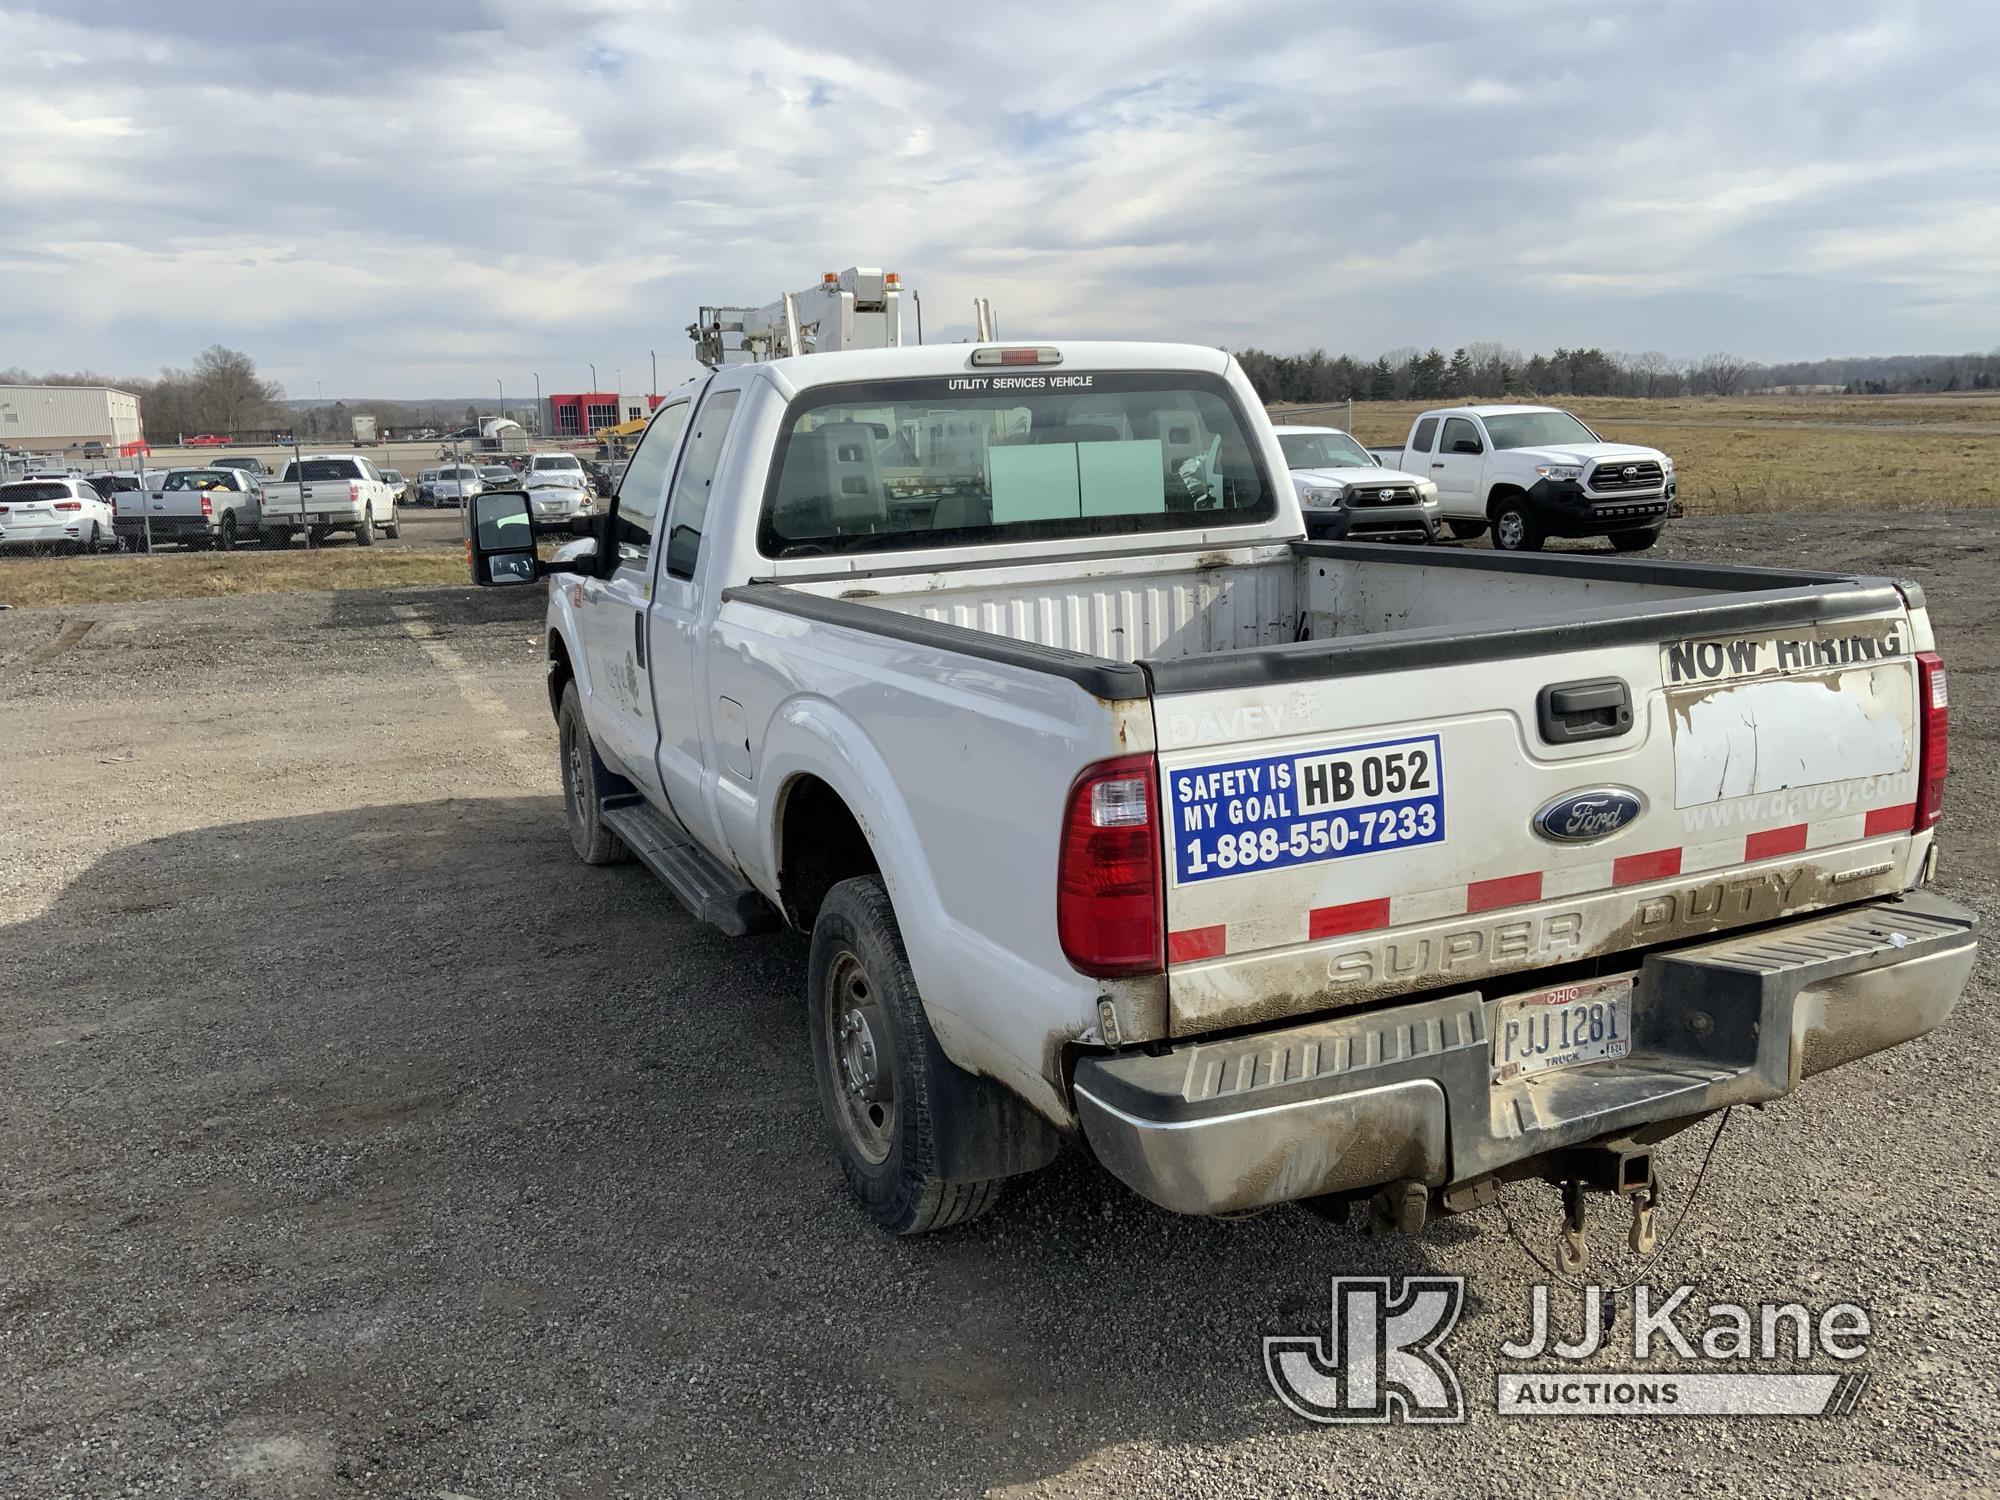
825;949;895;1164
1497;512;1524;548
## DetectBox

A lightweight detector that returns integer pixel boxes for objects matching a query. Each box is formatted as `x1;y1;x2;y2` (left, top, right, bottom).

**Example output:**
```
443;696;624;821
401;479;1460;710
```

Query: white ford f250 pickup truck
261;453;402;545
1389;404;1675;553
468;340;1973;1247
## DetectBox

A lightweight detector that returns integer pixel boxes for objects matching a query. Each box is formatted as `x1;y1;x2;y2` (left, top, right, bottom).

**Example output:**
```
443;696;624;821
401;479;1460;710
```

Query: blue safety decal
1167;732;1446;884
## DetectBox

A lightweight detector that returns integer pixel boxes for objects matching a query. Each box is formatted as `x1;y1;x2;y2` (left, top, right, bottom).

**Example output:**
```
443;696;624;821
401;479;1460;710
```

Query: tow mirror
468;490;540;586
468;490;598;586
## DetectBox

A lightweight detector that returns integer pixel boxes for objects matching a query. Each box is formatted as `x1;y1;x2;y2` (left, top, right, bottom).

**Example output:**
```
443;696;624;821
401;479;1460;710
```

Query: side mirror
468;490;540;586
1452;438;1483;455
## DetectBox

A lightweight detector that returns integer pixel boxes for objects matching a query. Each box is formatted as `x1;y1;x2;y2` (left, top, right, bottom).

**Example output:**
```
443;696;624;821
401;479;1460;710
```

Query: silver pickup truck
116;467;265;551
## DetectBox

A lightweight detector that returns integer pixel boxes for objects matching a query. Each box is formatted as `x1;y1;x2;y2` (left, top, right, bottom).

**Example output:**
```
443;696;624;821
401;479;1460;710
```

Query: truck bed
733;539;1929;1038
751;539;1885;674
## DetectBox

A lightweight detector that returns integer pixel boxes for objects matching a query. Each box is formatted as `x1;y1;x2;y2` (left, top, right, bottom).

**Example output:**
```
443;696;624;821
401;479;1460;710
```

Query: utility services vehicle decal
1167;733;1444;884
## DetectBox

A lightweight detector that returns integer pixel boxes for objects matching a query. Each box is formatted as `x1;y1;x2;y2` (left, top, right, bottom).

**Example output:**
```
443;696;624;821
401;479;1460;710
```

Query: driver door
576;396;694;798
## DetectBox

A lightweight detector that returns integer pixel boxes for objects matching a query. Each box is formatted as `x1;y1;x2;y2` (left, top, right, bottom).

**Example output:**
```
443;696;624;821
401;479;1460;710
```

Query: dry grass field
1274;391;2000;514
0;541;465;609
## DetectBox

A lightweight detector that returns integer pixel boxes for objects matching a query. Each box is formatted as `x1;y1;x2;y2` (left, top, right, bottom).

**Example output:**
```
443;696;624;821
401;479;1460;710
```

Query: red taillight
1057;754;1162;977
199;494;213;516
1915;650;1948;831
350;481;362;502
55;500;83;511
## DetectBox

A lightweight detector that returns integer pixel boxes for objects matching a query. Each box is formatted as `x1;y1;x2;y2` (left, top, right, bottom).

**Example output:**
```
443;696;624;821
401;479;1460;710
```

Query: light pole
650;349;657;396
589;363;597;391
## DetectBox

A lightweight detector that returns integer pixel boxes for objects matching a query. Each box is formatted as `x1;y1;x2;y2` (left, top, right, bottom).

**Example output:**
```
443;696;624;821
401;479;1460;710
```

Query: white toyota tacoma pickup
467;341;1973;1243
1388;404;1675;553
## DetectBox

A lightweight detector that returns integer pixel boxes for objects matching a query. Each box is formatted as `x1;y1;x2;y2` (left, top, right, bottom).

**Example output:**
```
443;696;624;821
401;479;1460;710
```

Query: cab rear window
758;372;1275;558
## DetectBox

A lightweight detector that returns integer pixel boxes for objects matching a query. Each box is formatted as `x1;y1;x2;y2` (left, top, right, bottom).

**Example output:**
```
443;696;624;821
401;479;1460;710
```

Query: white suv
0;475;119;554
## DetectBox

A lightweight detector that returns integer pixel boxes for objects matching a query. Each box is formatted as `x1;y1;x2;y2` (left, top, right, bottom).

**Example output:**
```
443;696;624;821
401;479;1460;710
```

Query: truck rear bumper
1072;890;1977;1215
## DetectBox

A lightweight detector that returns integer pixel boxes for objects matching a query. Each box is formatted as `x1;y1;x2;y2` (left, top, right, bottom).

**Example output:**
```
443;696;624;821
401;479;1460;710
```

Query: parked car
378;468;414;506
184;434;232;448
261;453;401;546
478;464;517;491
429;465;483;508
416;468;439;505
118;467;265;551
208;455;269;478
521;450;593;522
0;475;119;553
462;339;1972;1239
1385;405;1674;552
1272;425;1436;543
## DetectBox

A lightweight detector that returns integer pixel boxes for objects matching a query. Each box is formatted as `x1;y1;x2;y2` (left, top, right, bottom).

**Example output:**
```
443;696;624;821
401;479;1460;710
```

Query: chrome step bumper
1072;891;1978;1216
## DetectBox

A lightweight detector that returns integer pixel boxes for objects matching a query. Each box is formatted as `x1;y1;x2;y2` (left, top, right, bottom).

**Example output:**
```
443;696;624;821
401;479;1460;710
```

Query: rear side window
1;482;72;503
1411;417;1439;454
663;391;742;580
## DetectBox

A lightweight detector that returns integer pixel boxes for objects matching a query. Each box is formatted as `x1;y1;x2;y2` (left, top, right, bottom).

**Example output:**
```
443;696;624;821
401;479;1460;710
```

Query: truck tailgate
1151;607;1929;1035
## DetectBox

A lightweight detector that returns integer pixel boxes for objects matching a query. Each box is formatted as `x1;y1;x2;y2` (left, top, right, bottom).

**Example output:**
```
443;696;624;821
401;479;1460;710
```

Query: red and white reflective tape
1165;804;1916;965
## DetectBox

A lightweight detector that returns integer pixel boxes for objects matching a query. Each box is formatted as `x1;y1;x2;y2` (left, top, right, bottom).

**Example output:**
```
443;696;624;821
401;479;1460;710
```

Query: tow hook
1546;1138;1657;1274
1628;1174;1661;1256
1558;1179;1589;1274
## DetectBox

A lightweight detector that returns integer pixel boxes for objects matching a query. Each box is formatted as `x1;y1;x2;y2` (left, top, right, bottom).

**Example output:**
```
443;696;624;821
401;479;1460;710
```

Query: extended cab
468;342;1973;1242
118;466;265;551
261;454;401;545
1395;404;1674;553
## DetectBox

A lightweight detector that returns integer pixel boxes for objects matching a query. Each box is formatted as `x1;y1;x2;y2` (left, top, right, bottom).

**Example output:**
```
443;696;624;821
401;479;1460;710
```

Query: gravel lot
2;511;1996;1499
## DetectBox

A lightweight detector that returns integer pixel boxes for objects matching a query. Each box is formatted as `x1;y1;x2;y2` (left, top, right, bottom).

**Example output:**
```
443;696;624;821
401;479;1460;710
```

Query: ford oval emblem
1533;786;1645;843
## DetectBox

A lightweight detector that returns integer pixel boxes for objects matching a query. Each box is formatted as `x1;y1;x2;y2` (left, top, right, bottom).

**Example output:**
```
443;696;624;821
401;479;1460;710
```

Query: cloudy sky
4;0;1997;399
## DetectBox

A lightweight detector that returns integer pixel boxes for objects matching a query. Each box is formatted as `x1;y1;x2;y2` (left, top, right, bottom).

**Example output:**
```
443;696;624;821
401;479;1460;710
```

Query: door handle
1537;679;1632;743
632;609;646;668
1431;462;1445;468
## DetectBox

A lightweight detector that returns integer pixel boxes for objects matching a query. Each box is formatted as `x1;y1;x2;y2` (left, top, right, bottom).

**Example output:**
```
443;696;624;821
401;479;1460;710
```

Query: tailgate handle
1538;678;1632;743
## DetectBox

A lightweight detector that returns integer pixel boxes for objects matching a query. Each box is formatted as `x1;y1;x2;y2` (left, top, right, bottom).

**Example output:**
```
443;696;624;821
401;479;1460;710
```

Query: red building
544;391;665;438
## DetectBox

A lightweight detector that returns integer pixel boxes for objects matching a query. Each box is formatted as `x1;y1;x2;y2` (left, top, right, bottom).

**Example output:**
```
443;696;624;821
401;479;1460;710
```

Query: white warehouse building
0;385;145;452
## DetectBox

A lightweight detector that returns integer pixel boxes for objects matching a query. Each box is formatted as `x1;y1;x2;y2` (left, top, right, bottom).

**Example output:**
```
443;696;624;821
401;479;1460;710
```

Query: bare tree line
2;346;283;442
1234;344;2000;406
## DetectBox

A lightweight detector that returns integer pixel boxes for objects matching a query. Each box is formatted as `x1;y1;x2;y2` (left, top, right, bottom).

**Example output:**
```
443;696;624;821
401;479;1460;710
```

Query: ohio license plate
1491;975;1633;1082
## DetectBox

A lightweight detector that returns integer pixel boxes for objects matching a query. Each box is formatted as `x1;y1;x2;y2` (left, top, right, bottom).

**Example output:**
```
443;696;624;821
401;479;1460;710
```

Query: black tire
1444;520;1488;541
87;522;104;555
1610;528;1661;552
557;681;628;865
214;513;238;552
263;529;291;549
355;506;375;546
808;875;1006;1235
1491;498;1543;552
383;507;401;540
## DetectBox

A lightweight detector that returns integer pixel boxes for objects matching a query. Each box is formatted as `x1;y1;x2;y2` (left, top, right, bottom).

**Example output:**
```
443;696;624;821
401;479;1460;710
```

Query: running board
599;794;782;937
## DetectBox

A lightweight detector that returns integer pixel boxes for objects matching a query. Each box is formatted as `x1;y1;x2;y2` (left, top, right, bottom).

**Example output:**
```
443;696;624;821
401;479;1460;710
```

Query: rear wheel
214;513;238;551
383;506;401;540
808;875;1006;1235
355;505;375;546
1444;520;1488;541
1492;500;1542;552
1610;528;1661;552
557;681;628;865
87;522;104;555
